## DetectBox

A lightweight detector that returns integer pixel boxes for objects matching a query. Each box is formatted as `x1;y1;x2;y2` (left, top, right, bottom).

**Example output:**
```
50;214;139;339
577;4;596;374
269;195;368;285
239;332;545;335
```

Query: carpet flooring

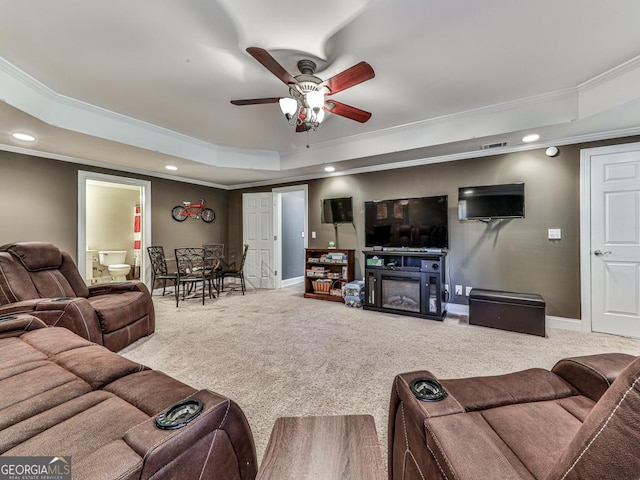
120;286;640;471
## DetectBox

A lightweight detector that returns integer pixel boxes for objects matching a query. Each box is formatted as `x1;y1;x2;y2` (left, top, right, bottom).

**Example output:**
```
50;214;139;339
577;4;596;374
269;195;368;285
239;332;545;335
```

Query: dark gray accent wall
5;135;640;319
0;151;229;263
306;148;580;317
228;136;640;319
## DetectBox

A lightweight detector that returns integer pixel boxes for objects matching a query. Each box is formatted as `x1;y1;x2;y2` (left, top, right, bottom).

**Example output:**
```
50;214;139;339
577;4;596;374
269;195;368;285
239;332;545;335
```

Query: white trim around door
580;141;640;335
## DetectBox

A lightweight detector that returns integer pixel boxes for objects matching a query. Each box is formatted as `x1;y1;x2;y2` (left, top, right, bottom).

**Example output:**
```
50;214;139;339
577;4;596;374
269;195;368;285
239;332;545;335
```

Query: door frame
579;141;640;333
272;185;309;289
78;170;152;288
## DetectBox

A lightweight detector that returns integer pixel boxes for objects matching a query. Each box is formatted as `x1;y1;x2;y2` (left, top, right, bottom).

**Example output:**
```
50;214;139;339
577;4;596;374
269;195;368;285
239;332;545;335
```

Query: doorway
242;185;308;290
580;142;640;338
78;171;152;288
274;185;308;288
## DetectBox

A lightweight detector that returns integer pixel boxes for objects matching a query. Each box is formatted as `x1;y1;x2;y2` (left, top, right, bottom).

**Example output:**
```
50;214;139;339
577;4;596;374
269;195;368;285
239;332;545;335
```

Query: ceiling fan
231;47;375;133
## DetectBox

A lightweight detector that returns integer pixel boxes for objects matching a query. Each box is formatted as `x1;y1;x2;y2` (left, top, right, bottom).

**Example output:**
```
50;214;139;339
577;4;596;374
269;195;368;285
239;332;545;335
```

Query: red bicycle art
171;199;215;223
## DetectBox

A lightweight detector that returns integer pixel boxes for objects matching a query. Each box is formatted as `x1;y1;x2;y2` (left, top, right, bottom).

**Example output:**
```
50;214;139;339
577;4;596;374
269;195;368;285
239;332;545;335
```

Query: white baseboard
445;303;583;332
546;316;582;331
281;276;304;288
445;303;468;315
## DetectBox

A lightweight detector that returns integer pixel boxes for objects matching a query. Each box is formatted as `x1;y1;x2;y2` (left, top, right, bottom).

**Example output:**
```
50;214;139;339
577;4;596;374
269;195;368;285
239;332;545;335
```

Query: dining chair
219;244;249;295
174;247;212;306
147;246;178;296
203;243;224;294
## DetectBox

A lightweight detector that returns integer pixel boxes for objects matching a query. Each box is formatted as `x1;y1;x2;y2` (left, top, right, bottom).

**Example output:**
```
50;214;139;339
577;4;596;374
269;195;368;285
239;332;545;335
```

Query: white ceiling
1;0;640;189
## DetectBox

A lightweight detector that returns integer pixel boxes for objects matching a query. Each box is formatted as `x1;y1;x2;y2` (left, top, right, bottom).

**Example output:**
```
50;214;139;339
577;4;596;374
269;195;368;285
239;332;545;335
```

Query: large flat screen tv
458;183;525;220
364;195;448;249
322;197;354;224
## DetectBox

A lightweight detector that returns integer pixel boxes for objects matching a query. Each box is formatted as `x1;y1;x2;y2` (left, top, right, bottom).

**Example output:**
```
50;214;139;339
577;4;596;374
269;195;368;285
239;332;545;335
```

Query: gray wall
4;135;640;320
305;147;581;318
228;136;640;320
0;151;229;265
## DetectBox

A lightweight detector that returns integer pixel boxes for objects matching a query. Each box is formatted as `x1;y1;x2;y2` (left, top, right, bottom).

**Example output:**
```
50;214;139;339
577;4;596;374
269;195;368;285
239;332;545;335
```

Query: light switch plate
548;228;561;240
455;285;462;295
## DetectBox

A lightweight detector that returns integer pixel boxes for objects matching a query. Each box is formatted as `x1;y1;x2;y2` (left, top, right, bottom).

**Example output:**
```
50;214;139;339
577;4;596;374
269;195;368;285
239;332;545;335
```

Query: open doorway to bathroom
77;171;151;288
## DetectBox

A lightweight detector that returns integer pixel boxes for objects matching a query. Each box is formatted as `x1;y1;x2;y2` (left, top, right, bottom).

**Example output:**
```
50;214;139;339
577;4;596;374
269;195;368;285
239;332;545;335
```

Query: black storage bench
469;289;546;337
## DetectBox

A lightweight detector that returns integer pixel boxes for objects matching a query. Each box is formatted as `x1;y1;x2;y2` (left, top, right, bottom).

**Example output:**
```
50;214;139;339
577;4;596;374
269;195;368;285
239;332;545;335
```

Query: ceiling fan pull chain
306;130;310;148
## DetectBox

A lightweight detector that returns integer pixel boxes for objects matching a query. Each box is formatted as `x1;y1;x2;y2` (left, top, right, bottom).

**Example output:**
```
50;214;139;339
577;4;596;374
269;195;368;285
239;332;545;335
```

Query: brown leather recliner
389;353;640;480
0;241;154;351
0;314;257;479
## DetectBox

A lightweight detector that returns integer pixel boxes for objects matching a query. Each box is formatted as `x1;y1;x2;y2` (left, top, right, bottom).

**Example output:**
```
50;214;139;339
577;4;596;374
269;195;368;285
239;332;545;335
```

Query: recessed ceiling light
522;133;540;143
324;166;335;172
11;132;36;142
165;165;178;171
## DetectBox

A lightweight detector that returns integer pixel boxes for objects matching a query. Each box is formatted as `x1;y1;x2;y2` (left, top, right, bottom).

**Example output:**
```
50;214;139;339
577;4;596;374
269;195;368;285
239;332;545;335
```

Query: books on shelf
306;267;329;277
316;252;347;263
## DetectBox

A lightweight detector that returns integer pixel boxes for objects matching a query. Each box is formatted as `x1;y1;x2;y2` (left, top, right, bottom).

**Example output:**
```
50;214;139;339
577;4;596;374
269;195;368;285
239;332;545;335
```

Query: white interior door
590;146;640;338
243;192;275;289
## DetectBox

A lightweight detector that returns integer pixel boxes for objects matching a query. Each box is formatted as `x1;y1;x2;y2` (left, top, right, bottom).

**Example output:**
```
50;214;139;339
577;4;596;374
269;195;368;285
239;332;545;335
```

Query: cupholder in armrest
0;314;18;323
410;378;448;402
51;297;74;301
155;399;204;430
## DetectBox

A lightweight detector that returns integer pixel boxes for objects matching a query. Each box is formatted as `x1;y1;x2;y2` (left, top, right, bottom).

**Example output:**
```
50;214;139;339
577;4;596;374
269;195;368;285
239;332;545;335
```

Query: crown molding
0;143;232;190
578;53;640;91
232;125;640;189
0;57;281;170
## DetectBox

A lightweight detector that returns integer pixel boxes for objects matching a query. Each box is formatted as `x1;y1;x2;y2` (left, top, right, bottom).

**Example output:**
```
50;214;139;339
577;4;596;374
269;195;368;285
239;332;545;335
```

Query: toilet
86;250;98;285
98;250;131;282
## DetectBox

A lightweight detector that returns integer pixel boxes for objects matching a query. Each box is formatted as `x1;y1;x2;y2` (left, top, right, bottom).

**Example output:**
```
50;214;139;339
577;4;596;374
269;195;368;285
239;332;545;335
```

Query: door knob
594;250;612;256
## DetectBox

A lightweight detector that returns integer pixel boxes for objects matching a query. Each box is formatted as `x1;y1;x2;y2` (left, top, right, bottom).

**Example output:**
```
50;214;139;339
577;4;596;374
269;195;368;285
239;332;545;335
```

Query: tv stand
363;250;447;321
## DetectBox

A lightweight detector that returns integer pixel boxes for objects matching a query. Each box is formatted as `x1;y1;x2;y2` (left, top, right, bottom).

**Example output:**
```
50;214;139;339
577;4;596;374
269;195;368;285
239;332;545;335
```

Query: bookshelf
304;248;355;302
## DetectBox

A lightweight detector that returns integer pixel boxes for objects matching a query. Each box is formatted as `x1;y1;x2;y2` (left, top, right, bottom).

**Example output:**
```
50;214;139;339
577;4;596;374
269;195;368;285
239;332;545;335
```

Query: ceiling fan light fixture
279;97;297;116
232;47;374;136
306;90;325;111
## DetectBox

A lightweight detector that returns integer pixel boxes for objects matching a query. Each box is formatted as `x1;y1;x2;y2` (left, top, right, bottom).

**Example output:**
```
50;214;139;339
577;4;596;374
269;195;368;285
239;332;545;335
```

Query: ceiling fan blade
324;101;372;123
246;47;299;86
230;97;281;106
322;62;375;95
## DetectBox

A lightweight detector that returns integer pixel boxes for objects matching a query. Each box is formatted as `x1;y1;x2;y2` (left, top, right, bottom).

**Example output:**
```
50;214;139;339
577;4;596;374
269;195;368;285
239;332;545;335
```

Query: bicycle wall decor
171;199;215;223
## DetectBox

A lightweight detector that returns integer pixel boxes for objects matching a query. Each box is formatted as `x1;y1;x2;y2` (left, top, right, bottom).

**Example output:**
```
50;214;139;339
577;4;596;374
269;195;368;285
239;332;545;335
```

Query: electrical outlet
466;286;473;296
455;285;462;295
311;231;316;239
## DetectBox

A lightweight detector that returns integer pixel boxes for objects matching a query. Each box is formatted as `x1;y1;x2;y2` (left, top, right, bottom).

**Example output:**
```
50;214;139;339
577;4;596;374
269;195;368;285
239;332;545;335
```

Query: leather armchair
389;353;640;480
0;314;257;479
0;241;154;351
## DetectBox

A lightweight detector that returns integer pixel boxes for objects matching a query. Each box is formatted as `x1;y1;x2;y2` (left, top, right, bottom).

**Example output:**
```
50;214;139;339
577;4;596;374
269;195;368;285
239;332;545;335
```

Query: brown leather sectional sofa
0;313;257;480
0;242;154;351
389;353;640;479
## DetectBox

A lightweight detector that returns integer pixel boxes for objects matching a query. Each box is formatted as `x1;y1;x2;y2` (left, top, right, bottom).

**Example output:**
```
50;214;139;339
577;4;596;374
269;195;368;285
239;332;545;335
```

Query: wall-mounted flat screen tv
364;195;448;249
458;183;525;220
322;197;354;224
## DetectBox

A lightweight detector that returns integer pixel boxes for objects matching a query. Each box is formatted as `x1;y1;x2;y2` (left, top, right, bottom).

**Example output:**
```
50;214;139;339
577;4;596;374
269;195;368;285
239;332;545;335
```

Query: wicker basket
312;279;332;294
330;280;344;297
